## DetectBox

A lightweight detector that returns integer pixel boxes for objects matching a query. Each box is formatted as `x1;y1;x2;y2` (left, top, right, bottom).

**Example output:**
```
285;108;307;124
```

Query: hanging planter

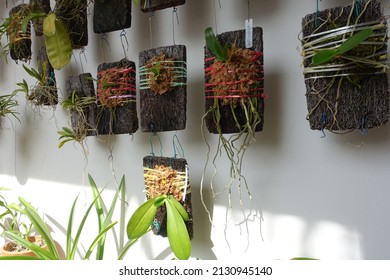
139;45;187;132
93;0;132;34
126;154;192;260
201;27;264;224
139;0;185;13
54;0;88;49
24;46;58;106
64;73;98;138
204;27;265;134
96;58;138;135
4;4;32;62
300;0;389;133
142;156;193;239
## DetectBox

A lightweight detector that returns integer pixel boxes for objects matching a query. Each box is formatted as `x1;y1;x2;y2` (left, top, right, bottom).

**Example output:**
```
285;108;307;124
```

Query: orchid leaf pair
126;195;191;260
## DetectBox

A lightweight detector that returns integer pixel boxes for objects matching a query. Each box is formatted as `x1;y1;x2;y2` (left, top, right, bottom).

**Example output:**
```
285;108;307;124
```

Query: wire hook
120;30;129;58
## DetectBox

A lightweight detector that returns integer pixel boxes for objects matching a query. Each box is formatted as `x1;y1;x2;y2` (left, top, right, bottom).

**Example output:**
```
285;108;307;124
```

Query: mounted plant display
139;45;187;132
0;4;32;62
96;58;138;135
127;156;192;260
58;73;98;153
54;0;88;49
93;0;132;34
27;46;58;106
300;0;389;133
201;27;264;221
138;0;185;13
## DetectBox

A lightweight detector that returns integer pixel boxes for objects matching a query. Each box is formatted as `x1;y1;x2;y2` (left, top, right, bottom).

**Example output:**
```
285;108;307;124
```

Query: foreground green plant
127;194;191;260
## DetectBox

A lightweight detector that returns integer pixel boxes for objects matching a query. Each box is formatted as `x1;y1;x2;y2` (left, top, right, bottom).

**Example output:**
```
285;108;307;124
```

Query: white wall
1;0;390;260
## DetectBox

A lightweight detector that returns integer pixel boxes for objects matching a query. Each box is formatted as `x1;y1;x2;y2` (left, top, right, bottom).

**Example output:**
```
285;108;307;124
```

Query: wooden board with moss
142;156;193;240
8;4;32;62
140;0;185;13
93;0;132;34
96;59;139;135
54;0;88;49
66;73;98;137
139;45;187;132
204;27;265;134
300;0;388;132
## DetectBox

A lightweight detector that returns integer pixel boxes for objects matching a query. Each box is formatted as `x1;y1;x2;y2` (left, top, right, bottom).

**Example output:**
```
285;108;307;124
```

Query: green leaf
127;198;159;239
44;18;72;70
16;198;60;259
43;13;56;36
22;64;42;81
312;28;373;66
21;13;47;33
3;232;53;260
165;198;191;260
205;27;228;62
312;49;338;66
337;28;373;54
83;221;118;260
168;196;190;221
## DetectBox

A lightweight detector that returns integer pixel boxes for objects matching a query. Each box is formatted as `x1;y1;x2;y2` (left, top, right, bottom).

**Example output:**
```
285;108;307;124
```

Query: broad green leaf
43;13;56;36
168;196;190;221
312;49;337;66
44;19;72;70
127;198;158;239
165;199;191;260
337;28;373;54
312;28;373;66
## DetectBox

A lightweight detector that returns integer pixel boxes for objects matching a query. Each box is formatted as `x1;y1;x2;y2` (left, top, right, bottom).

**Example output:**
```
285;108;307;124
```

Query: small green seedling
126;195;191;260
312;28;373;66
205;27;230;63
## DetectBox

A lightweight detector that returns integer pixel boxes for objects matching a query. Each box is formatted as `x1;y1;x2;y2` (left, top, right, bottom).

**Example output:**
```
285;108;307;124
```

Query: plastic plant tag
245;18;253;48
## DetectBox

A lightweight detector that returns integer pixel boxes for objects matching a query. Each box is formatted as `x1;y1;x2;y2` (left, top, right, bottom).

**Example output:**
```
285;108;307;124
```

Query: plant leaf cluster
205;27;230;63
127;195;191;260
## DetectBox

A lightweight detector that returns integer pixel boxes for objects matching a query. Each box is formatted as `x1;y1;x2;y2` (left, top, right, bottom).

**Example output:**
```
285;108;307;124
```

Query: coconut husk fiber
55;0;88;49
204;27;265;134
93;0;132;34
301;0;389;132
140;0;185;13
139;45;187;132
96;59;138;135
143;156;193;240
66;73;98;137
8;5;31;62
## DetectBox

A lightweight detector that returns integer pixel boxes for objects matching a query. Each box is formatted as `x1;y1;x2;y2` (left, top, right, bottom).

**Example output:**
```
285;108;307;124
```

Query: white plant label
245;18;253;48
